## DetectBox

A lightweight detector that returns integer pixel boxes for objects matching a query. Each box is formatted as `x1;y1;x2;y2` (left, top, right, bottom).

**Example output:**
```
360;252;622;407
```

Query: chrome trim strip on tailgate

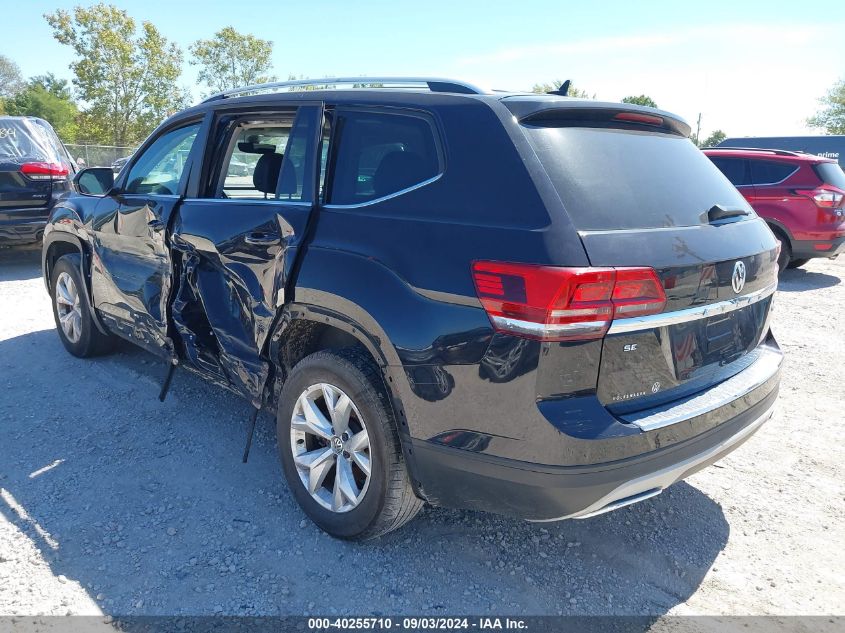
490;315;609;339
607;281;777;335
621;345;782;432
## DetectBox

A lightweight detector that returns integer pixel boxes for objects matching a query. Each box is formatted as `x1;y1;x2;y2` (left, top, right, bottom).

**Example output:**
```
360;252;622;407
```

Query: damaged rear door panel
170;104;322;403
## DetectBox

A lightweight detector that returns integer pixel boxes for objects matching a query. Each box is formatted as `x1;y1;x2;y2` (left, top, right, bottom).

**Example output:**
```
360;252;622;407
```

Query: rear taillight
795;187;845;209
471;262;666;341
20;162;69;181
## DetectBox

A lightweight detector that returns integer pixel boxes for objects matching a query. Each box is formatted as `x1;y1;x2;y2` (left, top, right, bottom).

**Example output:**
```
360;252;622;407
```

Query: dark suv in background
42;78;782;539
705;147;845;271
0;116;76;245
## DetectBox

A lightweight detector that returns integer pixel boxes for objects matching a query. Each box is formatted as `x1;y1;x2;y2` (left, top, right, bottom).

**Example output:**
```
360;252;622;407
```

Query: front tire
50;256;115;357
277;349;423;540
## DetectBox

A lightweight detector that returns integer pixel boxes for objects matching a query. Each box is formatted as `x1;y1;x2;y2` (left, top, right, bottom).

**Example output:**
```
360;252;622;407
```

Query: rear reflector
471;262;666;341
20;162;69;181
814;243;833;251
613;112;664;126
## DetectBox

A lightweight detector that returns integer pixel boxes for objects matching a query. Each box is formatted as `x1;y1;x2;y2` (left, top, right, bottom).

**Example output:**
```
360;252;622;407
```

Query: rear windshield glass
0;119;62;163
522;125;751;230
815;162;845;190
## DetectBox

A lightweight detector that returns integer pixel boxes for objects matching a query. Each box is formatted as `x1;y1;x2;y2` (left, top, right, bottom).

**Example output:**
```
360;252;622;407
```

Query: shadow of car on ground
0;327;730;617
0;245;42;283
777;266;841;292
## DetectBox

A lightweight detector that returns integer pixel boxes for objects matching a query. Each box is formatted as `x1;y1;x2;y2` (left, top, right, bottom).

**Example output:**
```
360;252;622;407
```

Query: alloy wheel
290;383;371;513
55;272;82;344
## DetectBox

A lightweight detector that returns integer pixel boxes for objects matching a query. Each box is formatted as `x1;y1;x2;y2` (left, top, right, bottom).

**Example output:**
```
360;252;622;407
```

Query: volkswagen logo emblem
731;260;746;294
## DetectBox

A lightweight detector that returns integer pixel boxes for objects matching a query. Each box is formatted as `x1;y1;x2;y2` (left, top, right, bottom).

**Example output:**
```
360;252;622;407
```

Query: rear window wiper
704;204;751;224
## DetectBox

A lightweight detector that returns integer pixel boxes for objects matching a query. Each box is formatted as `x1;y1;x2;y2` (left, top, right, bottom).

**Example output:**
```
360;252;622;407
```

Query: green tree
621;94;658;108
45;4;189;146
0;54;24;101
531;80;594;99
3;74;80;141
700;129;727;148
190;26;274;95
808;79;845;134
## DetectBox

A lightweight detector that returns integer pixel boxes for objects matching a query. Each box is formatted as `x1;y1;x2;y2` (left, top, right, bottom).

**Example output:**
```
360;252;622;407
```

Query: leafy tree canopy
0;55;24;103
808;79;845;135
190;26;275;95
621;94;658;108
700;129;727;148
3;74;80;141
45;3;189;146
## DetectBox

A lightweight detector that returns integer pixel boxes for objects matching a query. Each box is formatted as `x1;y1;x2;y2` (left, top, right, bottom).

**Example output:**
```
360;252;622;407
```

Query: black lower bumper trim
791;237;845;259
411;390;777;521
0;220;47;244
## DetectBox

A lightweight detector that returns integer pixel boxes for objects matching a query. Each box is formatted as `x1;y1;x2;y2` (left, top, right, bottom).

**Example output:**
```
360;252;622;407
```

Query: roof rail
202;77;488;102
705;146;806;157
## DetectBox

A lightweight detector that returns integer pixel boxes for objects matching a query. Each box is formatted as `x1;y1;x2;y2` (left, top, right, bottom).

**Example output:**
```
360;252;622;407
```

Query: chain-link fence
65;144;136;168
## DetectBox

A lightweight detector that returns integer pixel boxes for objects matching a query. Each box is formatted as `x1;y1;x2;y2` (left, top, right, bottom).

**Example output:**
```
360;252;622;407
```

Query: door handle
148;219;165;232
245;231;281;245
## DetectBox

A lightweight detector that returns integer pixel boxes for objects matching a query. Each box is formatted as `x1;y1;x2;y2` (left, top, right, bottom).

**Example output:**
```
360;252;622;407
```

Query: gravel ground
0;245;842;617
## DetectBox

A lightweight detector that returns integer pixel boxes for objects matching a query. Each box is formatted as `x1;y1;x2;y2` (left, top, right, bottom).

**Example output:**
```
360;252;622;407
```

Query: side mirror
74;167;115;196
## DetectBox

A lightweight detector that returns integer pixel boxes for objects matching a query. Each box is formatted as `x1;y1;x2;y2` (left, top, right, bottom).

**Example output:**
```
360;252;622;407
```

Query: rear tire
277;348;423;540
50;256;115;357
774;231;791;273
787;258;810;269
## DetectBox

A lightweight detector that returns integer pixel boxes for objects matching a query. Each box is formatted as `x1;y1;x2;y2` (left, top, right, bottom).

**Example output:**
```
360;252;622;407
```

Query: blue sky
3;0;844;136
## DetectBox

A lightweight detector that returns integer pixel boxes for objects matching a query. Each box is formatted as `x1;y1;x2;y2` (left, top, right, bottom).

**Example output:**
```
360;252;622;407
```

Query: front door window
124;124;200;196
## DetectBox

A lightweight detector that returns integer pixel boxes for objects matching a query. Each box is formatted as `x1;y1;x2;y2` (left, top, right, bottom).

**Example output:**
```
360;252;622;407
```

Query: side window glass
750;160;797;185
216;108;317;202
327;110;440;205
711;157;749;186
125;124;200;195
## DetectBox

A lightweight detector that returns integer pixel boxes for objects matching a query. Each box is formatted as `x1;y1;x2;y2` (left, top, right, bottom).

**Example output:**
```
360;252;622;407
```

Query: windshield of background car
521;124;752;230
0;118;63;164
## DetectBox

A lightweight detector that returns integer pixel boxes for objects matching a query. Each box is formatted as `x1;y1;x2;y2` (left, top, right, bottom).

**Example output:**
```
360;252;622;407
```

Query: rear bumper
412;390;776;521
0;218;47;244
791;236;845;259
0;205;51;244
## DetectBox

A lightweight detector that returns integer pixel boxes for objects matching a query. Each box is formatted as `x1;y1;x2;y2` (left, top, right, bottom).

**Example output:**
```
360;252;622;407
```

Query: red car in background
704;147;845;272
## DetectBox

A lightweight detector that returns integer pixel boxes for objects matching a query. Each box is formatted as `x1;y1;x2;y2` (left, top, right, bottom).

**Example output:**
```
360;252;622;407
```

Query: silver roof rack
705;147;807;157
203;77;488;102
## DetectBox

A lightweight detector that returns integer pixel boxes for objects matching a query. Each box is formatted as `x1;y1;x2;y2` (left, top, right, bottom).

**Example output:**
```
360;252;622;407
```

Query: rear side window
522;125;750;230
327;110;440;205
814;162;845;189
220;124;292;198
749;160;798;185
710;157;749;186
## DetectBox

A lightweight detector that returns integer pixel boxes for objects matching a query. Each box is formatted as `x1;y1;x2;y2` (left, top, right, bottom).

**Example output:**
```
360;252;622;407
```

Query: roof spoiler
512;103;691;137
